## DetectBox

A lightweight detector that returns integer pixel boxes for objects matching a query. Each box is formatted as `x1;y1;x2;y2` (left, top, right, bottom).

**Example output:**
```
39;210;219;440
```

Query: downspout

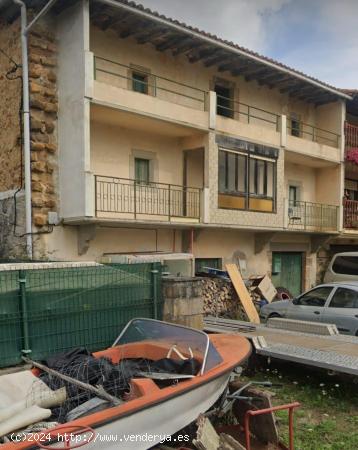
12;0;32;259
12;0;59;259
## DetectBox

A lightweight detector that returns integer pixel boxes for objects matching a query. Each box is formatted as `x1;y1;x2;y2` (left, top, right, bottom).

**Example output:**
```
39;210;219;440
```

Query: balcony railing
345;123;358;162
287;200;338;231
216;94;280;131
94;56;207;111
95;176;201;220
287;121;340;148
343;199;358;229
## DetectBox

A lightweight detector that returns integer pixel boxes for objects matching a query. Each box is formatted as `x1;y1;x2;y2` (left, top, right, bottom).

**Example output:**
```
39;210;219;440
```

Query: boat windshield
112;318;222;375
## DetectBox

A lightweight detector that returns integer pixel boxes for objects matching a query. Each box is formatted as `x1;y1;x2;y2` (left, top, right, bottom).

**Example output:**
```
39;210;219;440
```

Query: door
271;252;303;297
286;286;334;322
321;287;358;335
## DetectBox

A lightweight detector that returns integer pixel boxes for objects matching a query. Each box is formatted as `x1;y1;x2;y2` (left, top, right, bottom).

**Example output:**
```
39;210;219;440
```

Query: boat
0;318;251;450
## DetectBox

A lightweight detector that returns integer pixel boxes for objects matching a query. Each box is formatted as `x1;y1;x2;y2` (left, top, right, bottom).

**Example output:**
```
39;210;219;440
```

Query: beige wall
90;24;339;137
91;120;184;185
285;162;317;203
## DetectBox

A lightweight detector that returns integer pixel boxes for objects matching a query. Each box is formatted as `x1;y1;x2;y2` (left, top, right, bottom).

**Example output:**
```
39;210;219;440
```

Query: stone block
31;97;47;110
33;213;48;226
45;121;55;133
31;161;47;173
31;141;46;151
40;56;56;67
45;143;56;153
30;82;42;94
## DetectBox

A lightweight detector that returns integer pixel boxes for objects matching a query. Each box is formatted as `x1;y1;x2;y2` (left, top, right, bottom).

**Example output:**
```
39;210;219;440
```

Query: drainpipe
13;0;32;259
12;0;59;259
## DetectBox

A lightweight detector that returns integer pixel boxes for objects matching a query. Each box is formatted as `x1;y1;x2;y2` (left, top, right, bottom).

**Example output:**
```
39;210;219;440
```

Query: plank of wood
226;264;260;324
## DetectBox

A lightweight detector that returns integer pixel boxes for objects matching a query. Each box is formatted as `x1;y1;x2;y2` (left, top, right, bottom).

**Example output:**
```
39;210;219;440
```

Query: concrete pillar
208;90;217;130
280;114;287;148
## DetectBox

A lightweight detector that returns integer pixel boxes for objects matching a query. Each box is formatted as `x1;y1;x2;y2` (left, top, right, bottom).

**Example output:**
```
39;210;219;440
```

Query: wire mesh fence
0;263;162;368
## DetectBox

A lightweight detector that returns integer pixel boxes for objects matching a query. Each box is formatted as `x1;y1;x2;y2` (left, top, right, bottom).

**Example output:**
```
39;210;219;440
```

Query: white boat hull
60;371;230;450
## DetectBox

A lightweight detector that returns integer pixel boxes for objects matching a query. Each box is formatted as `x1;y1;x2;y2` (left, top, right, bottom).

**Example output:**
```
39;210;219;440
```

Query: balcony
92;56;209;130
286;200;339;232
345;123;358;163
95;176;201;223
343;199;358;229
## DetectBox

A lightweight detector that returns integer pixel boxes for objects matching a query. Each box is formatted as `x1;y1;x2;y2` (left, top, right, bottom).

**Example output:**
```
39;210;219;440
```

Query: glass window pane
297;287;333;307
249;159;256;194
135;158;150;183
227;153;236;192
267;162;274;198
237;155;246;192
218;151;226;192
332;256;358;275
132;72;148;94
329;288;358;308
257;160;265;195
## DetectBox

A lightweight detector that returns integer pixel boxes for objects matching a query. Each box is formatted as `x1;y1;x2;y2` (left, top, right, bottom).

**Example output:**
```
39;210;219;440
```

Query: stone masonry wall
0;15;59;260
28;23;58;229
0;190;26;259
0;18;22;191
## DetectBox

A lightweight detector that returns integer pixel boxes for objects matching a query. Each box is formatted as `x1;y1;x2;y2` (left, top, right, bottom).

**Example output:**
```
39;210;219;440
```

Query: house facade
0;0;351;295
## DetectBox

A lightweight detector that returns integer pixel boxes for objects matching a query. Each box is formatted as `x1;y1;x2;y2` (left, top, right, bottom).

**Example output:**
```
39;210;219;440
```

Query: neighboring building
0;0;351;295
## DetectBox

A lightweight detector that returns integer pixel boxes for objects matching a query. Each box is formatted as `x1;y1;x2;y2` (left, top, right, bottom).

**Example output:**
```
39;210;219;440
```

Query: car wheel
268;313;282;320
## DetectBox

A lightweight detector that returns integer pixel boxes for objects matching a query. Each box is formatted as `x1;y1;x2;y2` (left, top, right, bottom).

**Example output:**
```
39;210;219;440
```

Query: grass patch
241;363;358;450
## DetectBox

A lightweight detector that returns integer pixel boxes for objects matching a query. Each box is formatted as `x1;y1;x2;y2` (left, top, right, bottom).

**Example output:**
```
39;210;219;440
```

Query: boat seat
129;378;160;399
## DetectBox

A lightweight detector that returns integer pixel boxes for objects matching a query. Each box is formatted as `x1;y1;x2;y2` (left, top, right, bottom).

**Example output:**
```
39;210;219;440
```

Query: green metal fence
0;263;162;368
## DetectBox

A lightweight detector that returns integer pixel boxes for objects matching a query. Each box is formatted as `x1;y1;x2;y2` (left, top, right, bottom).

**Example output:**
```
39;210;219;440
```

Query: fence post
304;202;307;230
19;270;31;357
151;266;160;320
168;184;171;220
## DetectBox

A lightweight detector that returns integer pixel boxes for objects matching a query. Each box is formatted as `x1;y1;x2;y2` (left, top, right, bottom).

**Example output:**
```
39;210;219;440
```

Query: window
296;286;333;307
290;113;301;137
219;151;246;194
132;71;149;94
332;256;358;275
249;158;274;198
289;185;299;206
135;158;150;183
195;258;222;274
215;84;233;118
329;288;358;309
218;149;276;212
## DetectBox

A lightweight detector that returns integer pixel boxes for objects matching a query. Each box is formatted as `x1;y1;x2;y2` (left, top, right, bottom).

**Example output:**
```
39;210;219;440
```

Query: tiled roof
110;0;350;99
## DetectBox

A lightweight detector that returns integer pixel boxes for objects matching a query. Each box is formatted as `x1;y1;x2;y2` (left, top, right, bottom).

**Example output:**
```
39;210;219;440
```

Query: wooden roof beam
203;52;227;67
245;68;273;82
172;39;201;56
156;35;184;52
187;47;216;63
136;27;168;44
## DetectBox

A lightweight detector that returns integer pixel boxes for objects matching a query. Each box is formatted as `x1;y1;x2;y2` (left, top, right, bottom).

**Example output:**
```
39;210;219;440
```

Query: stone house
0;0;352;295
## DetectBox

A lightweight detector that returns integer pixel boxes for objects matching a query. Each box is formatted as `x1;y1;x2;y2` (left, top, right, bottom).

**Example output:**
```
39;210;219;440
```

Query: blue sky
138;0;358;88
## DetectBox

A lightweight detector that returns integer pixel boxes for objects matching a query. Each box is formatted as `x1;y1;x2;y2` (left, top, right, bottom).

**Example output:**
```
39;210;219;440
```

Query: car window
329;288;358;309
332;256;358;275
296;287;333;307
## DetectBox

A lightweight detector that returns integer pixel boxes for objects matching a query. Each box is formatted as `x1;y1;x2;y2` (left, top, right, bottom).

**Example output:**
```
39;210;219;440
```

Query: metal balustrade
287;200;338;231
95;176;201;220
287;121;340;148
343;199;358;229
94;56;207;110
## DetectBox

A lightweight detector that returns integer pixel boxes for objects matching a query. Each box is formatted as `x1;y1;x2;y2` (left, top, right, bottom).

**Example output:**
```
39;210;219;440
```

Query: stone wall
162;277;204;330
0;18;22;192
0;14;59;261
28;24;58;229
0;190;26;259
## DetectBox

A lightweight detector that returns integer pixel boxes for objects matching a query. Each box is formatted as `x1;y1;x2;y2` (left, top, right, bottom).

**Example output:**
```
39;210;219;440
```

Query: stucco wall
90;24;337;134
90;121;184;185
0;18;22;192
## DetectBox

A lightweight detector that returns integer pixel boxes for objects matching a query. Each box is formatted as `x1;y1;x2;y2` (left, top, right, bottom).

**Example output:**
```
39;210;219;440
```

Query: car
260;282;358;335
324;252;358;283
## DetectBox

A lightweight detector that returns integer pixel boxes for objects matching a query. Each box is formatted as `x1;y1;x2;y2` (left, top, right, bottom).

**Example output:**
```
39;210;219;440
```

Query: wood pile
201;276;265;320
201;277;248;320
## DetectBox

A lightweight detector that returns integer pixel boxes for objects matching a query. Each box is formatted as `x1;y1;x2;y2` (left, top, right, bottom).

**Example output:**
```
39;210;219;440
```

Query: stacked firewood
201;277;248;320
